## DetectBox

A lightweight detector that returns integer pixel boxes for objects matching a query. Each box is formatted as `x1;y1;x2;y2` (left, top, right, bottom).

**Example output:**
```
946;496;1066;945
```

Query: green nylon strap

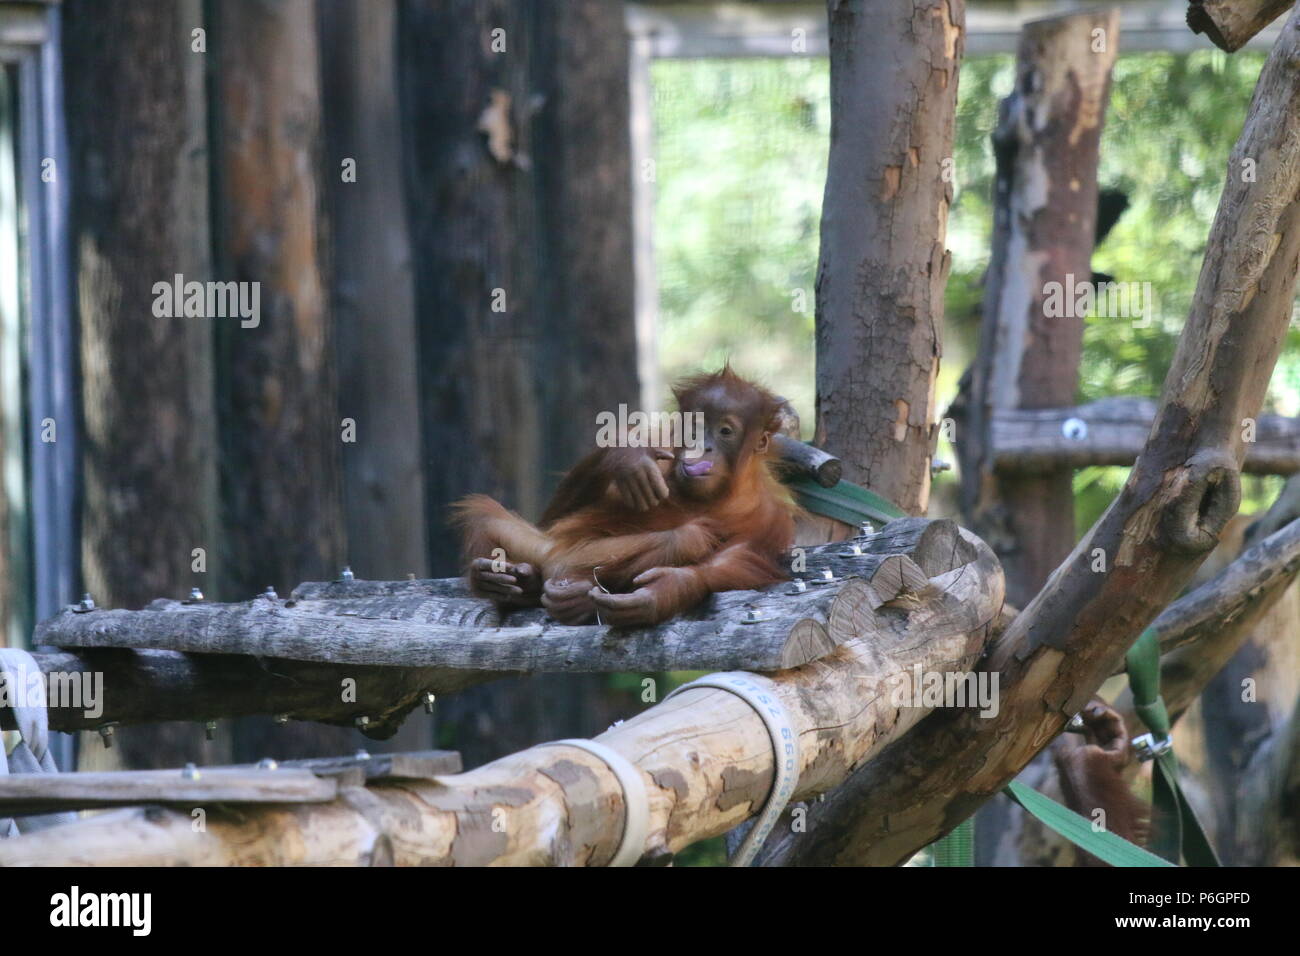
785;476;907;525
1125;629;1220;867
931;817;974;867
1004;781;1175;867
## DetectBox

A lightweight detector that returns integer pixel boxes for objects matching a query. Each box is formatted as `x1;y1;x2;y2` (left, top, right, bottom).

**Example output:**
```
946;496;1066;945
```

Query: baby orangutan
453;367;800;626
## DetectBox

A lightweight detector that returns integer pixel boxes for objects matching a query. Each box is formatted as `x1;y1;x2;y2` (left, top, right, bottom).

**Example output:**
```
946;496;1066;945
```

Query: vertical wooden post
317;0;427;584
955;9;1119;607
209;0;353;758
398;0;640;766
62;0;221;768
814;0;964;516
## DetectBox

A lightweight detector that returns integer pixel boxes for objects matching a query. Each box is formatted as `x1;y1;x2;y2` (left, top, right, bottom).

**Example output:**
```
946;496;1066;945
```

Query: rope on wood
0;649;77;836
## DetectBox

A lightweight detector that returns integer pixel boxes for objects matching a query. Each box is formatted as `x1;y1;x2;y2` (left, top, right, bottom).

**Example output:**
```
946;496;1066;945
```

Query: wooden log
0;648;492;736
1187;0;1292;52
991;397;1300;475
954;8;1120;607
772;434;843;488
37;519;970;676
0;768;338;817
0;532;1003;866
754;3;1300;865
0;751;461;817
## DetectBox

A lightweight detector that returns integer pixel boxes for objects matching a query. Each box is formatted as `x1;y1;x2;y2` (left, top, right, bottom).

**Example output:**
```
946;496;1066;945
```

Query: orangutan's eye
718;425;734;438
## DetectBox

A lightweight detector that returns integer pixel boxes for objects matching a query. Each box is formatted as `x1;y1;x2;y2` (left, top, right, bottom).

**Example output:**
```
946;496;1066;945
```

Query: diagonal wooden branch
1187;0;1292;52
0;532;1003;866
754;6;1300;866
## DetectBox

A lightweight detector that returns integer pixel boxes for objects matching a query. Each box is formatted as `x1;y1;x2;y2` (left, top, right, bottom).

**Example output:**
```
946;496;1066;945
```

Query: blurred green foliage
653;50;1298;529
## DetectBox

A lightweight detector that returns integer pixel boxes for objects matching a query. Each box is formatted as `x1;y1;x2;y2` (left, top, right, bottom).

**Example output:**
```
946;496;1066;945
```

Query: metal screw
422;691;436;714
257;757;279;770
75;593;96;613
187;587;204;602
859;521;876;536
741;607;764;624
354;715;370;731
262;585;278;600
1062;417;1089;441
340;566;355;583
849;543;864;555
1065;713;1086;734
98;723;116;748
204;719;217;741
788;579;808;594
274;713;289;725
354;749;371;761
181;763;201;781
1132;733;1172;762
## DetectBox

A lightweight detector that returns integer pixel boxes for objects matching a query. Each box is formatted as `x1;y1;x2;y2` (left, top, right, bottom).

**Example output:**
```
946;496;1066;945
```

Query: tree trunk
397;0;640;768
813;0;964;516
956;9;1119;607
209;0;354;760
62;0;222;770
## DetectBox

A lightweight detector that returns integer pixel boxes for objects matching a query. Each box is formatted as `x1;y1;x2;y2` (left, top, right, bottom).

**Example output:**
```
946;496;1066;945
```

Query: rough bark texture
955;9;1119;607
398;0;640;767
209;0;353;760
0;532;1002;866
813;0;964;515
1187;0;1292;52
32;519;972;695
62;0;221;770
754;6;1300;865
318;0;427;583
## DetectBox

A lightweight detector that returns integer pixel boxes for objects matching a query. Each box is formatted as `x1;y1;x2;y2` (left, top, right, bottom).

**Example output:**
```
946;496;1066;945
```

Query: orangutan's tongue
684;459;713;477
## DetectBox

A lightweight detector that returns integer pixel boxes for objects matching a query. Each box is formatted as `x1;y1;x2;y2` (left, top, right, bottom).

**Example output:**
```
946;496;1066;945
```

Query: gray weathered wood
772;434;843;488
992;397;1300;475
40;519;972;675
0;767;338;816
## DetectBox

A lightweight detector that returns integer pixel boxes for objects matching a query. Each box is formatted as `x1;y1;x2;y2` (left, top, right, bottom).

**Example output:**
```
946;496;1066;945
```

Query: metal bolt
407;572;416;581
187;587;204;602
1132;733;1172;762
1062;417;1089;441
204;719;217;741
849;543;864;556
354;715;370;731
257;757;279;770
274;713;289;725
741;607;764;624
859;521;876;536
1065;714;1086;734
931;458;952;475
75;593;96;613
262;585;278;600
181;763;201;780
788;579;808;594
98;723;116;748
340;566;355;583
422;691;436;714
354;749;371;761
